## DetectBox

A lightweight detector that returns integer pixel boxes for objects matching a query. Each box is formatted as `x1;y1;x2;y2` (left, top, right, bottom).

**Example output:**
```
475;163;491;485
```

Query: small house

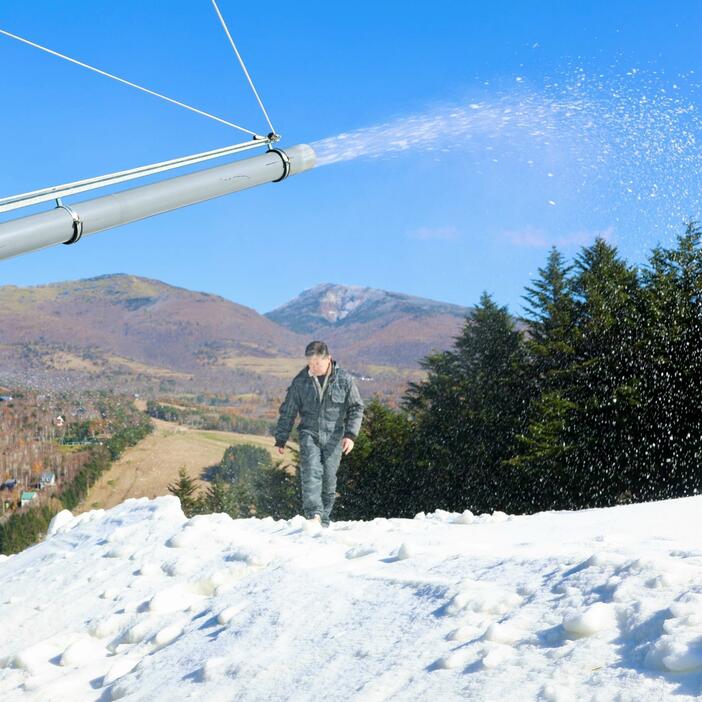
40;471;56;488
20;491;37;507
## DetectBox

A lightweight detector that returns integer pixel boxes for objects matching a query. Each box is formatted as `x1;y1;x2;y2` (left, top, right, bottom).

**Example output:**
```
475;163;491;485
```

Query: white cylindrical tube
0;144;315;261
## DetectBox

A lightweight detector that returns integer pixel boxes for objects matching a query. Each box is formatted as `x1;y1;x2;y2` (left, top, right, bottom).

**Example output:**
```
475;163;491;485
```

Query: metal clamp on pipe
55;199;84;245
269;148;291;182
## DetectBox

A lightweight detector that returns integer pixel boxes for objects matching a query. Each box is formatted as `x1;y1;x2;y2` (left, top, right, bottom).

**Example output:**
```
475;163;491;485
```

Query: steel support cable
0;27;261;136
0;138;271;214
209;0;277;138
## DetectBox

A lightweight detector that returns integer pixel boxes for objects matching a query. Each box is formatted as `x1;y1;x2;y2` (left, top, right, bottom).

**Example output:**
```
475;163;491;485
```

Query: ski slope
2;495;702;701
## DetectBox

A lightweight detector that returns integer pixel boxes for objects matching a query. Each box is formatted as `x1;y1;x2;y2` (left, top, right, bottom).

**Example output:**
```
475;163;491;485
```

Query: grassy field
219;355;304;378
364;363;425;380
46;350;193;381
104;354;193;380
74;418;294;515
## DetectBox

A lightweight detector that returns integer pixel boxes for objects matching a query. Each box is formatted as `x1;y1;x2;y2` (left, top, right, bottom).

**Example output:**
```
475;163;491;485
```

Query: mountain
2;494;700;699
0;276;471;398
265;283;471;367
0;274;303;395
1;273;300;365
266;283;470;332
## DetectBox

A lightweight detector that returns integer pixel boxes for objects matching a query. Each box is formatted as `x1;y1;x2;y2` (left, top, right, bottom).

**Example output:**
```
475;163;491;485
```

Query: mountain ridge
265;282;471;367
265;282;471;333
0;274;470;397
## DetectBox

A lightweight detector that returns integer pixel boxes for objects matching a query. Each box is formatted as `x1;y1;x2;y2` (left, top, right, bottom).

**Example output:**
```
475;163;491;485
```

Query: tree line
146;401;272;436
187;225;702;523
168;443;298;520
335;225;702;518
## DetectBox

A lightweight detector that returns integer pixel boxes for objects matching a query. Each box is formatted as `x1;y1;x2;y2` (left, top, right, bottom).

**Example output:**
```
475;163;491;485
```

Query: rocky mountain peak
265;283;470;335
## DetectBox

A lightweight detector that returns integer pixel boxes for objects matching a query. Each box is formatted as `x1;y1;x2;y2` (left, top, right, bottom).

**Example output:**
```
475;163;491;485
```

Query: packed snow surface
3;496;702;701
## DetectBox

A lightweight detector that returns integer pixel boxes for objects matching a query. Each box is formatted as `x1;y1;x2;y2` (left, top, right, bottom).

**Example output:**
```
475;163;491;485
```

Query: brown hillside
0;275;475;399
0;274;301;370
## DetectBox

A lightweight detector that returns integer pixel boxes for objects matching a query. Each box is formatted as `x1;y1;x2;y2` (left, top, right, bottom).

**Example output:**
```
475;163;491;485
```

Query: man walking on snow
275;341;364;527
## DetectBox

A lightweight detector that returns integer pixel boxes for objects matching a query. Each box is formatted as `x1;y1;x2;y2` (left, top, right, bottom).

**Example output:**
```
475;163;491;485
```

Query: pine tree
406;292;530;513
510;247;579;510
215;444;273;483
567;238;642;506
509;390;578;511
512;239;642;510
522;246;577;382
200;480;253;518
252;462;300;520
167;467;200;517
196;442;301;520
335;398;415;519
637;222;702;499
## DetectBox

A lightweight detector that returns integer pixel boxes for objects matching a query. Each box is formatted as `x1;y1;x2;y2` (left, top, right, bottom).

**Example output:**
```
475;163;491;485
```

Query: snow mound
483;621;524;645
414;508;512;525
562;602;618;637
47;509;75;536
3;495;702;700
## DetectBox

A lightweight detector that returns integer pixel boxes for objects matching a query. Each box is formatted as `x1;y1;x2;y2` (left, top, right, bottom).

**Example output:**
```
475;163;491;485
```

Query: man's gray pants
299;432;343;524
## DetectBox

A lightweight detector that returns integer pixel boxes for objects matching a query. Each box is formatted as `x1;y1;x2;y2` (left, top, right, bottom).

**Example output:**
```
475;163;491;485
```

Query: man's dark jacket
274;361;364;448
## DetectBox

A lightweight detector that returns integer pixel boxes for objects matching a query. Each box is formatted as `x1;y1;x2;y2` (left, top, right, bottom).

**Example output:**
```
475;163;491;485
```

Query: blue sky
1;1;701;314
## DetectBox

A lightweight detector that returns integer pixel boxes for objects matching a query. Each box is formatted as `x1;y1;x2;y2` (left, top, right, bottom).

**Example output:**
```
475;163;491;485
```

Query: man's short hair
305;341;329;357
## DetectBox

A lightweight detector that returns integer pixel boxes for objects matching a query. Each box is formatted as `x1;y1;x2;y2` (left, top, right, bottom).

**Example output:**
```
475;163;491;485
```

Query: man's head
305;340;331;376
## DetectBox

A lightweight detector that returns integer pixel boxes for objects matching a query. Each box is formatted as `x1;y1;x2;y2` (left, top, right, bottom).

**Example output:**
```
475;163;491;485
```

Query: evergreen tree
512;239;642;510
335;398;415;519
567;238;642;506
252;462;300;520
521;246;577;382
201;443;299;520
406;292;531;513
200;480;253;518
404;349;463;511
168;467;200;517
509;390;579;511
637;222;702;498
214;444;273;483
510;247;579;510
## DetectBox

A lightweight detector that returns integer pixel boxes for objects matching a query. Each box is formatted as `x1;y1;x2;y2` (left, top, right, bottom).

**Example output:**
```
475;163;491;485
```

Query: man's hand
342;437;354;455
277;446;285;455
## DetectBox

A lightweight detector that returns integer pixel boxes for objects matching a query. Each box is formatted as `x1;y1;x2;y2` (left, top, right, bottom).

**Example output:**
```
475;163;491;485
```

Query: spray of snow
312;99;545;165
312;67;702;240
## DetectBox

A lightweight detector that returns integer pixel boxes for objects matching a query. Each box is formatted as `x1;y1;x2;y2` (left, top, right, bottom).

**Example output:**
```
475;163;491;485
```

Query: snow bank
2;494;702;700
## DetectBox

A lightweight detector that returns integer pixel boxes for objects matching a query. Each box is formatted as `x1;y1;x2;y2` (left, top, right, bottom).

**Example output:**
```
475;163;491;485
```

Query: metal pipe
0;144;316;261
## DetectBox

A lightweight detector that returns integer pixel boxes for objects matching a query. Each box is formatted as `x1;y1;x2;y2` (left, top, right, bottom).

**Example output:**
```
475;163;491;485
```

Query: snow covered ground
2;495;702;701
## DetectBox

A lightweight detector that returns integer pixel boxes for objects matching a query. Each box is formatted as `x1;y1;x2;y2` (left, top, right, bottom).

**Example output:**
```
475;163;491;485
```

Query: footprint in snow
432;650;470;670
217;603;247;625
102;656;140;687
198;656;228;682
345;545;376;559
152;623;184;650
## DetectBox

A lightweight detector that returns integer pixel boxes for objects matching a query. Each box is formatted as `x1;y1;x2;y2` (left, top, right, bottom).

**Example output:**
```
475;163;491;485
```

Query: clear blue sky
1;1;700;314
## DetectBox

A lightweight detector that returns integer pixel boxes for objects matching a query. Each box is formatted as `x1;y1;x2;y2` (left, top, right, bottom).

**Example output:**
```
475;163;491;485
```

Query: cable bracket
55;198;84;245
